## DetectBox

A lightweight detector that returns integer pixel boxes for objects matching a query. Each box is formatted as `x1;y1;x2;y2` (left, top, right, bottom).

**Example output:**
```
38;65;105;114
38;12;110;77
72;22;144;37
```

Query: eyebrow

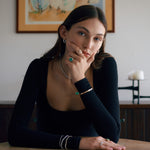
76;26;104;36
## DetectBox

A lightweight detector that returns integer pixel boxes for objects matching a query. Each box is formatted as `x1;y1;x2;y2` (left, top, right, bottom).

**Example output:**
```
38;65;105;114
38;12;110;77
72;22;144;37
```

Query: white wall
0;0;150;103
109;0;150;102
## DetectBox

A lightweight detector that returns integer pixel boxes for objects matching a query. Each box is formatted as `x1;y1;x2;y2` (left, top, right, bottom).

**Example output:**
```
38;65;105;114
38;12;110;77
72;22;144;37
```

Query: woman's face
62;18;106;59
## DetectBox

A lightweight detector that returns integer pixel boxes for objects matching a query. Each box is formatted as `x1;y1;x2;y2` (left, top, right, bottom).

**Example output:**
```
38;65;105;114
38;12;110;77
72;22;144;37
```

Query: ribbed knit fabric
8;57;120;149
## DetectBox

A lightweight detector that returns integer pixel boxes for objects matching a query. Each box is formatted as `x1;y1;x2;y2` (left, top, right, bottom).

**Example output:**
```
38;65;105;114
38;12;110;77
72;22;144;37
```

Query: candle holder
118;80;150;104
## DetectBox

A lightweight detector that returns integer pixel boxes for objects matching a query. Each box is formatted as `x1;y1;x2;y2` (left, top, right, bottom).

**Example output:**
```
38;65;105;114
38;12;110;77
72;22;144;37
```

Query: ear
59;25;68;40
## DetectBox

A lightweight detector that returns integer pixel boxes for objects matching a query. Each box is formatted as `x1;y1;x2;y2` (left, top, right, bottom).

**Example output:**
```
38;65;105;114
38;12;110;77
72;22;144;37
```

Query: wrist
74;78;91;93
71;75;85;84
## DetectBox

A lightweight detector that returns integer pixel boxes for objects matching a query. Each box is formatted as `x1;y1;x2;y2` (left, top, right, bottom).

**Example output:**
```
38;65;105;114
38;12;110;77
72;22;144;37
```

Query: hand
79;136;126;150
64;41;95;83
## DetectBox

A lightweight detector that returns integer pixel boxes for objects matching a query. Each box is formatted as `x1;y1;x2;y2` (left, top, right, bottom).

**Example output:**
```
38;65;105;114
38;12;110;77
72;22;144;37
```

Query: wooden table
118;139;150;150
0;139;150;150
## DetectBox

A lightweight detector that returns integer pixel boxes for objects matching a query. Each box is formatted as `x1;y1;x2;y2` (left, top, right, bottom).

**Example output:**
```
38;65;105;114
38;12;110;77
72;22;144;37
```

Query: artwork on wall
17;0;115;33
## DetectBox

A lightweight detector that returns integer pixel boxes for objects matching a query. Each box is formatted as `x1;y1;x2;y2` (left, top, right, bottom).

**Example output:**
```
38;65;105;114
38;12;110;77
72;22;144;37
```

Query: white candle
128;70;144;80
128;71;134;80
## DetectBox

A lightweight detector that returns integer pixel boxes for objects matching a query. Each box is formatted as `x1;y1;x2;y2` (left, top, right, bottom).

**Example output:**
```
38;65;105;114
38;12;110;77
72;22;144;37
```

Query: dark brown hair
42;5;110;69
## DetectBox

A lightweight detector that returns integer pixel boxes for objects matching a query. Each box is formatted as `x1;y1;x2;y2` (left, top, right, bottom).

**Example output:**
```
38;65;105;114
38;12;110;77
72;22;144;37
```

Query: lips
82;50;90;57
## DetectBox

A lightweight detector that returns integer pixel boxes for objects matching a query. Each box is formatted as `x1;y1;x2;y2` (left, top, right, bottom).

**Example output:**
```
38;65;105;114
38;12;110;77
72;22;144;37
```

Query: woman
8;5;125;150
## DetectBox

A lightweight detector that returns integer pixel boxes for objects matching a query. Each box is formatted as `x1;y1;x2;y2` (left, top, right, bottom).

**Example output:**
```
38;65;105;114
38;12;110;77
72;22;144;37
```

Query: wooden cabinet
0;104;37;142
1;103;150;142
120;104;150;141
0;105;14;142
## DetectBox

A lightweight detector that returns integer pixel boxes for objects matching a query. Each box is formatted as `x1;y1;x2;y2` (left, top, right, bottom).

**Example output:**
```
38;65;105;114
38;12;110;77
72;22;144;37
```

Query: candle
128;71;134;80
128;70;144;80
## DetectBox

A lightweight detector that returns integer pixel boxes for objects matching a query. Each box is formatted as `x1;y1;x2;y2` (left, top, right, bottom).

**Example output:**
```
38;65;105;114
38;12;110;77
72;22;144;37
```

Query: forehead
71;18;105;35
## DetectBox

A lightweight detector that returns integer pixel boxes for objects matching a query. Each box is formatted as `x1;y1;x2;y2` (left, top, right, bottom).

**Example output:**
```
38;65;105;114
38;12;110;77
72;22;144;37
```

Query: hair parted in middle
42;5;111;69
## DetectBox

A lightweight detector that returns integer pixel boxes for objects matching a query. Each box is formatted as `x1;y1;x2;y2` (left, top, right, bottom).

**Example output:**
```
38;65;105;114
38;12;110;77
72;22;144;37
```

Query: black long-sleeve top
8;57;120;149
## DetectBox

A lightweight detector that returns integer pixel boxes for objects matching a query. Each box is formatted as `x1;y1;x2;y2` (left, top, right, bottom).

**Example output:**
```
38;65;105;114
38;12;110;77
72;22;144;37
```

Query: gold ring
78;49;82;54
100;141;103;146
106;138;110;141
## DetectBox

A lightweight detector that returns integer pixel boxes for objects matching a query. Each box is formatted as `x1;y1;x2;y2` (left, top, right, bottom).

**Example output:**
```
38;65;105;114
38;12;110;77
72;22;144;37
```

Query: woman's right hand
79;136;126;150
64;41;95;83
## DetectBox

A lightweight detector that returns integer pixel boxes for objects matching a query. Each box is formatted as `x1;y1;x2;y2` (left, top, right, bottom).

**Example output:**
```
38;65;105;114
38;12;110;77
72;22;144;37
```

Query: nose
83;37;93;50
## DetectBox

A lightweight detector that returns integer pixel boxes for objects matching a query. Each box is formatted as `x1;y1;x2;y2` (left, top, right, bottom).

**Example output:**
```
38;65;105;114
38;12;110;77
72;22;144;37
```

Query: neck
59;58;71;80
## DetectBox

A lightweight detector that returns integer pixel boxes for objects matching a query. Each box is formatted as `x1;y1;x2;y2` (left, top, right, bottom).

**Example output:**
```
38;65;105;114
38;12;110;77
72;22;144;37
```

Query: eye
94;37;100;41
94;37;103;42
79;31;85;36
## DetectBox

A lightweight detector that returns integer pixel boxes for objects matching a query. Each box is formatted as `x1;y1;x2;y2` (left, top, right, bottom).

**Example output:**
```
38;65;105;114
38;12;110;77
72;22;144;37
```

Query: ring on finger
78;49;82;54
106;138;110;141
69;57;73;62
99;141;104;146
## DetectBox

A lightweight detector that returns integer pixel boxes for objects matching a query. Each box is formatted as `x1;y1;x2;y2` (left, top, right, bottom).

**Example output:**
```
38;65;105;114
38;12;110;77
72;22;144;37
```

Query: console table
1;102;150;142
120;103;150;141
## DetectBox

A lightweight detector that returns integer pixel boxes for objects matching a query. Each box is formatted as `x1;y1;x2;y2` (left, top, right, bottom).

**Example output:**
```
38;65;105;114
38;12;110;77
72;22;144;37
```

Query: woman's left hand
79;136;126;150
64;41;95;83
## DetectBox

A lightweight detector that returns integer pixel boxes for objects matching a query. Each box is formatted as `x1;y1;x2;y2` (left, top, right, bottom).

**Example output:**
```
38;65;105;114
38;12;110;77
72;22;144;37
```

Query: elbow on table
8;124;24;147
8;128;18;146
111;125;120;143
104;122;120;143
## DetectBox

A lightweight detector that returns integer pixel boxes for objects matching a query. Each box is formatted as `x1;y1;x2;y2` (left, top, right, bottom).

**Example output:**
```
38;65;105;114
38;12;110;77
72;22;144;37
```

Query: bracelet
59;135;72;149
59;135;63;148
80;88;93;95
59;135;68;149
65;136;72;149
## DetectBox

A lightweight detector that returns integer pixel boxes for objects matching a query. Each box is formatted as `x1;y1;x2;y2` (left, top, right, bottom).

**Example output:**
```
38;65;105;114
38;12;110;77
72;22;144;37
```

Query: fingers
79;136;126;150
67;51;84;62
99;139;126;150
66;41;86;64
67;41;94;65
67;41;84;57
87;53;95;64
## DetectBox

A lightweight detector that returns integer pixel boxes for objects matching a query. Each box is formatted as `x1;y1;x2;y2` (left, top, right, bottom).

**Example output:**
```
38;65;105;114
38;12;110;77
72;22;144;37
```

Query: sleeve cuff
74;78;92;93
67;136;81;149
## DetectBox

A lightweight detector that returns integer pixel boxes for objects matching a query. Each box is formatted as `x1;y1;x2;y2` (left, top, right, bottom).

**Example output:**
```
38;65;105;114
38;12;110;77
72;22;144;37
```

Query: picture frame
17;0;115;33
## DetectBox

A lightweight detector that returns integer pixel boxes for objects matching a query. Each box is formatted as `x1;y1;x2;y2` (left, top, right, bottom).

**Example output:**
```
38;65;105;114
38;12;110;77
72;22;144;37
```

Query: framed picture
17;0;115;33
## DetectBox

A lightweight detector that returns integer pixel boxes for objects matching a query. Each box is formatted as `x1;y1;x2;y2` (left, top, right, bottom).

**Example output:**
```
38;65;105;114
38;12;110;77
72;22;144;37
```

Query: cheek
93;43;102;53
69;36;83;47
68;32;79;41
